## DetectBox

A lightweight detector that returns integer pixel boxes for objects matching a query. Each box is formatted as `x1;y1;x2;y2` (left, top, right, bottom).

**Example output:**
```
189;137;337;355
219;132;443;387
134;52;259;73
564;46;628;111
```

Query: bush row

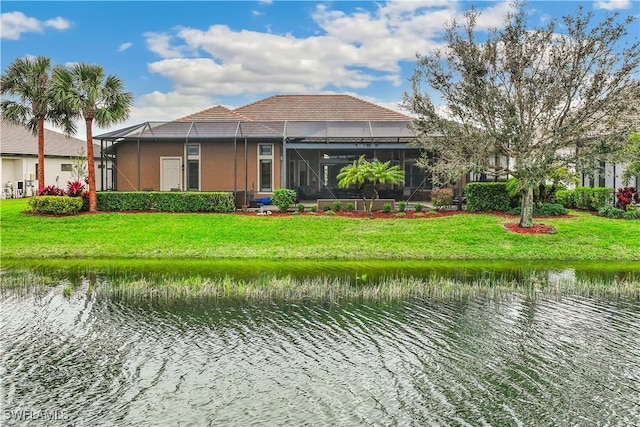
96;192;235;212
507;203;567;216
465;182;511;212
555;187;614;211
28;196;84;215
598;206;640;220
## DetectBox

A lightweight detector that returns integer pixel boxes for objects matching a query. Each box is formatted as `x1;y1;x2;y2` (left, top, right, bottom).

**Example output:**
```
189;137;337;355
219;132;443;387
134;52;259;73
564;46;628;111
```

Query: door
161;157;182;191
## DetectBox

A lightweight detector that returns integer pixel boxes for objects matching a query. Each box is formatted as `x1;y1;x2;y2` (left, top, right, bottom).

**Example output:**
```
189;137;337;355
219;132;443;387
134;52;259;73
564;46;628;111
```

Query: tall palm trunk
37;117;45;190
85;118;97;212
519;186;534;228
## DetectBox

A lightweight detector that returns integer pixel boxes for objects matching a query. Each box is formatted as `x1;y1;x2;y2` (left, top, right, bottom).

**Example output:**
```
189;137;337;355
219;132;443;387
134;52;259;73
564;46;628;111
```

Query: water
2;277;639;426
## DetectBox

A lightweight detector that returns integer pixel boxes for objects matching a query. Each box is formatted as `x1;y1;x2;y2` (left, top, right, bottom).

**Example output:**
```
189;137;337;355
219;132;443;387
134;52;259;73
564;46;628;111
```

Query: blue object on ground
255;197;272;205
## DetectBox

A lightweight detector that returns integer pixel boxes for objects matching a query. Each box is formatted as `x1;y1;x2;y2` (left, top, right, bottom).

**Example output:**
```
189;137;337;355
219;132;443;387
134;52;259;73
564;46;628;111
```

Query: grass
1;198;639;261
3;269;639;302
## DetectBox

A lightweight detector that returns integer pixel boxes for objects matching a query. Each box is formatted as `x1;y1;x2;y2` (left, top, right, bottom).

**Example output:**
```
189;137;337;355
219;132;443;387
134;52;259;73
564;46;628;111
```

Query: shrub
382;203;392;213
97;192;235;212
465;182;510;212
616;187;636;210
536;184;562;204
322;204;332;212
398;201;407;212
414;212;424;218
555;189;575;209
345;202;355;212
508;203;567;216
394;212;406;218
310;205;317;213
598;206;625;219
66;180;85;197
272;188;297;212
324;210;336;216
414;203;424;212
297;203;305;213
574;187;614;211
29;196;83;215
430;188;454;210
332;201;343;212
624;209;640;220
38;185;65;196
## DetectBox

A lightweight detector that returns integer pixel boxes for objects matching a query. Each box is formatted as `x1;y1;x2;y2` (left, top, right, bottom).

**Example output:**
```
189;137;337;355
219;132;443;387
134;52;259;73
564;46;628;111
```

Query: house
0;122;111;198
96;95;437;206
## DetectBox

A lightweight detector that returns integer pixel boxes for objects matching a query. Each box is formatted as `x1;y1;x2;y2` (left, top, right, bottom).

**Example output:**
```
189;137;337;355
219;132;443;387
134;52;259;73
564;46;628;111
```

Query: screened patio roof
95;120;416;144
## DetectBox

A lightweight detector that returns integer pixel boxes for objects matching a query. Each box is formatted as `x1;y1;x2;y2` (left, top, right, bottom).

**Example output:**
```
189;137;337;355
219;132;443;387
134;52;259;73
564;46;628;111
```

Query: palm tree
365;159;404;212
1;56;73;190
337;155;368;211
52;64;133;212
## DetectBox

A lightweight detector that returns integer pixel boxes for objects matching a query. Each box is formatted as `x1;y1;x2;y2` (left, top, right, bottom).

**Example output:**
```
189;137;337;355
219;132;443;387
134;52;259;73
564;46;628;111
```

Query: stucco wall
114;140;282;195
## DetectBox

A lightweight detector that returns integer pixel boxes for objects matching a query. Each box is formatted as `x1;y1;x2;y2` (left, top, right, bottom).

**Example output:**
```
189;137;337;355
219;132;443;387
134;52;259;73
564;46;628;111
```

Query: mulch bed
503;222;557;235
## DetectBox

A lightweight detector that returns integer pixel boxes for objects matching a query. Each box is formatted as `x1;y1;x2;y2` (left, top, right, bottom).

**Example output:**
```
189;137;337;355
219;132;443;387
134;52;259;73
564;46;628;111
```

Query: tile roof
176;105;251;122
0;122;100;158
179;94;412;122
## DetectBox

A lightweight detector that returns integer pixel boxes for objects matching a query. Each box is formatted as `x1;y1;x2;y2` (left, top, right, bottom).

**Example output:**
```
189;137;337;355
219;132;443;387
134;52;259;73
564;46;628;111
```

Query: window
61;164;72;172
187;145;200;156
259;145;272;156
186;143;200;191
298;161;308;187
187;160;199;191
258;144;273;192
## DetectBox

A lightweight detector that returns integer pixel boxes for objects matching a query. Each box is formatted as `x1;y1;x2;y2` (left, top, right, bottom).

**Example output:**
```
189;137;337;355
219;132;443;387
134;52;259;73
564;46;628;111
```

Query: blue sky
2;0;639;136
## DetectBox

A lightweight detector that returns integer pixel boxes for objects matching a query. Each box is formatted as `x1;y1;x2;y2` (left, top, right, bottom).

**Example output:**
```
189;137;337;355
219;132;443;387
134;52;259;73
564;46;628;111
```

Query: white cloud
141;1;515;105
259;0;273;4
251;10;263;17
44;16;71;30
1;11;71;40
144;32;186;58
594;0;632;10
118;42;133;52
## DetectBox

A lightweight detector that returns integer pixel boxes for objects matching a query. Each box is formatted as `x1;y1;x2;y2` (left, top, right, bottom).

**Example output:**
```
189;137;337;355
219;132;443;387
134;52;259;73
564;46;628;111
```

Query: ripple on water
1;285;640;426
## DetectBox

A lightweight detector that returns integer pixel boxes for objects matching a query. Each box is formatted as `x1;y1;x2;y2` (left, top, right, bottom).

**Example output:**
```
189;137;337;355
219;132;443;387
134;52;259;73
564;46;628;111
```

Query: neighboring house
581;162;639;190
97;95;437;205
0;122;111;198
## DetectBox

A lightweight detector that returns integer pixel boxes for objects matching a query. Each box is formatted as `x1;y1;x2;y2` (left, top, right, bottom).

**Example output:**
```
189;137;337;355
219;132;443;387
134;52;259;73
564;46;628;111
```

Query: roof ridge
176;105;253;122
341;94;412;120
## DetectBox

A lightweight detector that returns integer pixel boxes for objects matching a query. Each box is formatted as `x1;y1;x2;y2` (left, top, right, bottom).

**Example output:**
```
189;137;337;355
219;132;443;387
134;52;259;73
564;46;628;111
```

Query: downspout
282;121;288;189
233;121;240;205
185;121;195;191
136;122;151;191
244;136;248;205
100;139;105;191
137;128;142;191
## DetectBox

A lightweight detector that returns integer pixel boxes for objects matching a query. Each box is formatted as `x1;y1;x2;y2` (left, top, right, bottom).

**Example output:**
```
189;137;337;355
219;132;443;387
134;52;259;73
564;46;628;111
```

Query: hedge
465;182;511;212
555;189;575;209
28;196;84;215
573;187;614;211
96;192;235;212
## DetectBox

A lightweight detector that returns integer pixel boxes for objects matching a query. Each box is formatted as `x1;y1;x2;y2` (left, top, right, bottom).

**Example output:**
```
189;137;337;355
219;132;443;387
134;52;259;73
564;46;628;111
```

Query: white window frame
185;143;200;191
258;143;274;193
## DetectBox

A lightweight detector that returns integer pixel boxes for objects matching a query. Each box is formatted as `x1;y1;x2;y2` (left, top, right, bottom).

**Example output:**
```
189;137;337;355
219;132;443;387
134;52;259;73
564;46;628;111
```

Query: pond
2;264;639;426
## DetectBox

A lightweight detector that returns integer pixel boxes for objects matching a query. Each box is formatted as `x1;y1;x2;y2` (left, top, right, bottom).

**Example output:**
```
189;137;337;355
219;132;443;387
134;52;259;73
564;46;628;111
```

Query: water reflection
2;281;639;426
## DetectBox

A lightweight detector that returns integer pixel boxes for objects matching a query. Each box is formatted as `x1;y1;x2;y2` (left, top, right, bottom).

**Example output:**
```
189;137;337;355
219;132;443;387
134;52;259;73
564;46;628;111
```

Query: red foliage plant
616;187;636;209
38;185;65;196
66;180;86;197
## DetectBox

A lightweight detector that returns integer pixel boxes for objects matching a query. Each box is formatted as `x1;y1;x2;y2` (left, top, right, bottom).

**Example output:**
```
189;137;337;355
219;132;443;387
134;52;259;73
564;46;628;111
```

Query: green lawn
1;198;638;261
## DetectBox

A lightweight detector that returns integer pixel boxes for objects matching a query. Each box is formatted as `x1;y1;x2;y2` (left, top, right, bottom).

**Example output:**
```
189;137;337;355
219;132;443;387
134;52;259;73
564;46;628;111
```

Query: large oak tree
404;2;640;227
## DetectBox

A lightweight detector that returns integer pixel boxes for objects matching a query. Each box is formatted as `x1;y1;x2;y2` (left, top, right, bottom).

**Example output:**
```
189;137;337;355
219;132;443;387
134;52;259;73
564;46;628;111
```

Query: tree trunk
519;186;534;228
37;117;45;190
85;118;97;212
